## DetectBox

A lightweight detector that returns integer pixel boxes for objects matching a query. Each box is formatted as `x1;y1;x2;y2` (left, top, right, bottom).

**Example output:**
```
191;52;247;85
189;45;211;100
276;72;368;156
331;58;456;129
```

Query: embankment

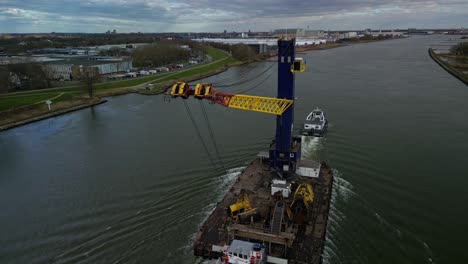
136;64;234;95
428;48;468;86
0;49;240;130
0;97;106;131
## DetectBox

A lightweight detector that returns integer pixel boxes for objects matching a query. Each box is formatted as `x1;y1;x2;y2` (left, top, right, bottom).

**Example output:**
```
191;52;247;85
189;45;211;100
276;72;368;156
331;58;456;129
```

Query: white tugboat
217;240;266;264
301;108;328;137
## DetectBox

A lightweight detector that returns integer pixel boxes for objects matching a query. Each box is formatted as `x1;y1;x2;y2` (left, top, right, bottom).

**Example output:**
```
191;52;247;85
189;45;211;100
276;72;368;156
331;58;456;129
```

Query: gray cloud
0;0;466;33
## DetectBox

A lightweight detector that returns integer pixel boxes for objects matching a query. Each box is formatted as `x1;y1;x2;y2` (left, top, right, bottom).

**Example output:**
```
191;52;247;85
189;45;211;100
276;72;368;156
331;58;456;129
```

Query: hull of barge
193;157;334;264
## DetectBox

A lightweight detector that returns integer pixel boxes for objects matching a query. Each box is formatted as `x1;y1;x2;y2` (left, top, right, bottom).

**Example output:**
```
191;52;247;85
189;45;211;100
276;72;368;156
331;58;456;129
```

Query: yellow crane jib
168;82;293;115
290;182;314;209
227;94;293;116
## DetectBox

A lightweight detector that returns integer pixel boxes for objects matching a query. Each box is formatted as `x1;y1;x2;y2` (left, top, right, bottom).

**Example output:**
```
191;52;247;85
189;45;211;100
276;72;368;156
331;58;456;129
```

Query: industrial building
329;31;359;40
273;28;302;37
34;48;99;56
42;57;133;80
273;28;326;38
366;30;403;37
247;43;269;54
304;30;326;38
33;43;148;56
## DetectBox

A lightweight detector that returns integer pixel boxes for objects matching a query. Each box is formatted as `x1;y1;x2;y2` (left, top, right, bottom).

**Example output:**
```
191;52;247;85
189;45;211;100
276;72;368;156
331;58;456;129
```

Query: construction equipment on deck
229;190;254;220
290;182;314;210
271;201;286;235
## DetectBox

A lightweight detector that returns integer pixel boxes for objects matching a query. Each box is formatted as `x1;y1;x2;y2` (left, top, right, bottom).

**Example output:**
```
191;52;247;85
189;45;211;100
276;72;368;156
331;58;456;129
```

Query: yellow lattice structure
227;94;293;115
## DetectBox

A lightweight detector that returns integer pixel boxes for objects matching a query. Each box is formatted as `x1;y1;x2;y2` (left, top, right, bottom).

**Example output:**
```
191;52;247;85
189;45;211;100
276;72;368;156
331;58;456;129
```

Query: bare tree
0;67;11;93
72;65;100;98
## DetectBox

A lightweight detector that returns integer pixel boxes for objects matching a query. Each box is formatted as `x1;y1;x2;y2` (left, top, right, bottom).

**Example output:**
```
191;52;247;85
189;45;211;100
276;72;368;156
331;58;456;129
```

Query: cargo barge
193;150;333;263
168;38;333;263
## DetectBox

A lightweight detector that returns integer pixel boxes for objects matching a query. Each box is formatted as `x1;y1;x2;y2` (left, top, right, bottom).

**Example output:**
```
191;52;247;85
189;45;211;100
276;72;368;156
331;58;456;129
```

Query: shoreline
428;48;468;86
0;98;107;131
0;62;241;131
136;63;237;95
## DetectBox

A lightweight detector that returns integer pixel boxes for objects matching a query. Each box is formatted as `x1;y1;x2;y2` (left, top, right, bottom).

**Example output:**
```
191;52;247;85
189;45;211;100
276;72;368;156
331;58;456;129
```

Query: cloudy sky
0;0;467;33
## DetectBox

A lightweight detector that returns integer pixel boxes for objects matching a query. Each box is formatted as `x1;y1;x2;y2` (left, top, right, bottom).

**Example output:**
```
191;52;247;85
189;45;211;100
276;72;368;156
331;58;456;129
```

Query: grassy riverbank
429;48;468;85
0;47;240;129
0;47;236;111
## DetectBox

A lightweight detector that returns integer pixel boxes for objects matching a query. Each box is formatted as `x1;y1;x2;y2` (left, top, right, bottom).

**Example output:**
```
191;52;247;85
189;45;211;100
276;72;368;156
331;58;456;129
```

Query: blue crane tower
269;38;301;177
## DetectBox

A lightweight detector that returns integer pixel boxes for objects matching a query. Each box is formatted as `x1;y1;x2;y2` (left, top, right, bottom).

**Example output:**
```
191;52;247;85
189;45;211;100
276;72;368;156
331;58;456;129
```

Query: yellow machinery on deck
229;191;254;220
290;182;314;210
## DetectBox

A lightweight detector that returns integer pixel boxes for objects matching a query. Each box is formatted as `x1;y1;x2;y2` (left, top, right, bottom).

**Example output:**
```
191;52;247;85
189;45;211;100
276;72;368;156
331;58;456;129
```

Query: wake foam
323;169;353;264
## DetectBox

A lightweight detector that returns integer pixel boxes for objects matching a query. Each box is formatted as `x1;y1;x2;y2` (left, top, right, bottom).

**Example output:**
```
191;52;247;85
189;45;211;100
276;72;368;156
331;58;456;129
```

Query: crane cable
195;64;276;172
182;100;221;172
199;100;227;172
210;63;259;85
237;68;275;94
205;41;290;87
233;43;291;93
188;63;259;89
215;62;276;88
179;43;293;172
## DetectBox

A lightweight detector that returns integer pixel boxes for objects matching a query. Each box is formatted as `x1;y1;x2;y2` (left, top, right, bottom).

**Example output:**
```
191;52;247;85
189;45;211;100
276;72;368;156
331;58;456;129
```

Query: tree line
131;40;205;67
205;42;256;62
450;42;468;56
0;39;208;93
0;34;161;55
0;63;49;93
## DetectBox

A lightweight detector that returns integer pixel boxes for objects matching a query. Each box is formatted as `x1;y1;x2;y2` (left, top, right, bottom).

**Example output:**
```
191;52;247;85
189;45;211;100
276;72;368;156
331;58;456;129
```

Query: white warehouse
42;58;133;80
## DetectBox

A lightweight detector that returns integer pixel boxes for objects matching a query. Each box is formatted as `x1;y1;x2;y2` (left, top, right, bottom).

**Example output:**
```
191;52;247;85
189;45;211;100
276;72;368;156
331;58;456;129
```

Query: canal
0;35;467;263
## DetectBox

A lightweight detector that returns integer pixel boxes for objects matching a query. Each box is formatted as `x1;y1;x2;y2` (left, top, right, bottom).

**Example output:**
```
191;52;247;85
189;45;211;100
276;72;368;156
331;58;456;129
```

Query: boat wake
301;135;325;160
323;168;437;264
149;166;246;263
181;166;246;263
216;166;246;194
51;165;245;264
323;169;353;264
203;166;245;222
